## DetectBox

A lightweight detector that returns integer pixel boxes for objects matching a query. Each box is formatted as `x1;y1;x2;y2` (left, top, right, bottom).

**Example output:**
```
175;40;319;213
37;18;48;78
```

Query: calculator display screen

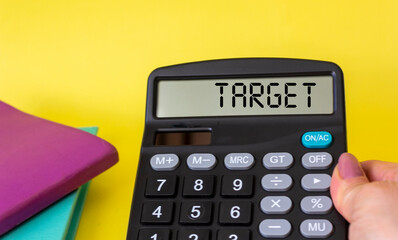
156;76;333;118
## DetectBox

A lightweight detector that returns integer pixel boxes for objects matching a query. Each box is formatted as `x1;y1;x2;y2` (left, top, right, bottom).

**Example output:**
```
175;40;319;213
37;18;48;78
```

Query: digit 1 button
178;229;210;240
183;175;215;197
221;175;253;197
179;202;213;225
141;202;174;224
138;229;170;240
145;175;177;197
219;201;252;225
217;229;251;240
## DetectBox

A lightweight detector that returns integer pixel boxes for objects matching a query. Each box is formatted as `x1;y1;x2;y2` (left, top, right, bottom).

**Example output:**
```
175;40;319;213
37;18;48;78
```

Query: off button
302;131;332;149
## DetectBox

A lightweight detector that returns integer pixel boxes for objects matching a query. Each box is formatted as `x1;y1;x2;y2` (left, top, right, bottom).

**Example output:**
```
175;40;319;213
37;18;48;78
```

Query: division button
260;196;292;214
224;153;254;170
259;219;292;238
300;219;333;238
301;196;333;214
301;174;331;192
302;131;333;149
261;174;293;192
187;153;216;170
150;154;179;171
263;152;294;170
302;152;333;170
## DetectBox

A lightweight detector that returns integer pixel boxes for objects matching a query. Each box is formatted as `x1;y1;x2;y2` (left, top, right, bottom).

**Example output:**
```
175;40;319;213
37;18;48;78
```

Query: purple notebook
0;102;118;235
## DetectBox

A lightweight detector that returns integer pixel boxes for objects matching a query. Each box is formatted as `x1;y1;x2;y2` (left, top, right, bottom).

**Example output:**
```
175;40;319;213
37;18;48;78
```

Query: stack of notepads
0;102;118;239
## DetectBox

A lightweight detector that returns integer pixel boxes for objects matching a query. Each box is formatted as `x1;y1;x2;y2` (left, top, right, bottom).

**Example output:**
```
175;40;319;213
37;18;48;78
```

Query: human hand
330;153;398;240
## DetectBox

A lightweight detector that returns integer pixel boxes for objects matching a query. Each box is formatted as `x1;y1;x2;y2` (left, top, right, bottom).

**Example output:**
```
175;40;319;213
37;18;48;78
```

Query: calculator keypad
139;150;337;239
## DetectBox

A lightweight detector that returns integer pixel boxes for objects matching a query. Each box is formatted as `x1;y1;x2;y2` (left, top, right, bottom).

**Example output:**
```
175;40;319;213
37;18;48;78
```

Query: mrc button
224;153;254;170
302;131;332;149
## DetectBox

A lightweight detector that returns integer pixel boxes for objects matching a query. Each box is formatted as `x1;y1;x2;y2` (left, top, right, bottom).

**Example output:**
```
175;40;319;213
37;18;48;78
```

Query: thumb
330;153;369;222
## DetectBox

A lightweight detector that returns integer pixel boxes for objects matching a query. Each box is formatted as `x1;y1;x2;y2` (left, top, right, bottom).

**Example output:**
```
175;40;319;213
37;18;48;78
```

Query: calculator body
127;58;348;240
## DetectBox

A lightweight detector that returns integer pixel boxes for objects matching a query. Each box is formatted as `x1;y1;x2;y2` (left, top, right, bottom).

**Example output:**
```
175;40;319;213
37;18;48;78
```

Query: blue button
302;131;332;148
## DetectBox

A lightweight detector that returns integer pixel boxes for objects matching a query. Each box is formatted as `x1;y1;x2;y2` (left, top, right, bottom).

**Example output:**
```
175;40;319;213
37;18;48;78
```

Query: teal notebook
0;127;97;240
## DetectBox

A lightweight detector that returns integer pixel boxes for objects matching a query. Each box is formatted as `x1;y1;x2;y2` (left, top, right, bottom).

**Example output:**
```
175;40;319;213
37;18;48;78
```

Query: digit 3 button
217;229;251;240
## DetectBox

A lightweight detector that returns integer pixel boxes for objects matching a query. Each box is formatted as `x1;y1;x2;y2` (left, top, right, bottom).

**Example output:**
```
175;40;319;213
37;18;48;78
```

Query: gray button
263;152;293;170
301;174;331;192
262;174;293;192
302;152;333;169
301;196;333;214
187;153;216;170
300;219;333;238
259;219;291;238
224;153;254;170
150;154;179;171
260;196;292;214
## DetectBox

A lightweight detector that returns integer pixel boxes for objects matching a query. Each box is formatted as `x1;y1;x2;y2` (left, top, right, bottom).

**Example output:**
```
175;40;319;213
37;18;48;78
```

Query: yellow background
1;1;397;239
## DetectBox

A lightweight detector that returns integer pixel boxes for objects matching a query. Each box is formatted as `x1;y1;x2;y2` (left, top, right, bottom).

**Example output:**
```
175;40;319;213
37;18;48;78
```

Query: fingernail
338;153;364;179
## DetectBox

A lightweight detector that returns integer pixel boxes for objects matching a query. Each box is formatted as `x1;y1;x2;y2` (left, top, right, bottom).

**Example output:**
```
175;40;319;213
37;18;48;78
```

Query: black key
139;229;170;240
178;229;211;240
217;229;251;240
219;201;252;225
145;175;177;197
221;175;253;197
141;202;174;224
183;175;215;197
179;202;213;225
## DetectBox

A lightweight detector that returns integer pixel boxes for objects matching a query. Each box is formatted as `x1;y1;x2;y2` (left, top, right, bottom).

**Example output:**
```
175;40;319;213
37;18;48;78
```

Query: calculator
127;58;348;240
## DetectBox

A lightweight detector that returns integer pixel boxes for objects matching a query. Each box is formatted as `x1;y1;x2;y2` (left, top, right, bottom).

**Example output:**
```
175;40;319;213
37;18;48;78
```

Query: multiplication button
301;196;333;214
260;196;292;214
302;152;333;169
261;174;293;192
301;174;331;192
259;219;291;238
224;153;254;170
263;152;293;170
300;219;333;238
187;153;216;170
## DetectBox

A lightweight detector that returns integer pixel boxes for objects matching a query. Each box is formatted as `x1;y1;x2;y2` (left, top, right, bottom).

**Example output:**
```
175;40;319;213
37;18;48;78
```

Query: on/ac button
301;131;332;149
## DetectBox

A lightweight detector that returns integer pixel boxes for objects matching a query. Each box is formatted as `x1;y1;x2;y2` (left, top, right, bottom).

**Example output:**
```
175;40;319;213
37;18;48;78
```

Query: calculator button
301;174;331;192
221;175;253;197
263;152;293;170
259;219;291;238
217;229;251;240
179;202;213;225
302;152;333;170
301;196;333;214
300;219;333;238
150;154;179;171
139;229;170;240
260;196;292;214
178;229;210;240
261;174;293;192
219;201;252;225
187;153;216;170
183;175;215;197
224;153;254;170
141;202;174;224
145;175;177;197
302;131;333;149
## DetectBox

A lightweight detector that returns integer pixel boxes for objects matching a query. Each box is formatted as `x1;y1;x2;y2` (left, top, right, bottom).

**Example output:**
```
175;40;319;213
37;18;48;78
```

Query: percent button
300;196;333;214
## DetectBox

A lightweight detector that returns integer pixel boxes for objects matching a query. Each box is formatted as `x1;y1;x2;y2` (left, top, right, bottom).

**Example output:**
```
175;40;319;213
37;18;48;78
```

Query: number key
183;175;215;197
138;229;170;240
179;202;213;225
141;202;174;224
178;229;210;240
219;201;252;225
217;229;251;240
221;175;253;197
145;175;177;197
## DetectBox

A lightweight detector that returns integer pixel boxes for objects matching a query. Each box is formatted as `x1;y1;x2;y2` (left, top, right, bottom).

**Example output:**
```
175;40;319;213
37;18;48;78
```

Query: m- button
187;154;216;170
224;153;254;170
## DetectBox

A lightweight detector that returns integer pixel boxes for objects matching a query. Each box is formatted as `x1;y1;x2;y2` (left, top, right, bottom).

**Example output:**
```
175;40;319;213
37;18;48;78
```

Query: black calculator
127;58;348;240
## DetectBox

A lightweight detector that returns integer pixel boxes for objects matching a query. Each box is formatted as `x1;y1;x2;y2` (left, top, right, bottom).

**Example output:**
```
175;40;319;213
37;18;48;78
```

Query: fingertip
338;152;365;179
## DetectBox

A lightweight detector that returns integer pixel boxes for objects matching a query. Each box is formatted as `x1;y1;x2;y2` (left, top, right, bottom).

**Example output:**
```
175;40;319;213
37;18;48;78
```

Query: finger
330;153;369;222
361;160;398;182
